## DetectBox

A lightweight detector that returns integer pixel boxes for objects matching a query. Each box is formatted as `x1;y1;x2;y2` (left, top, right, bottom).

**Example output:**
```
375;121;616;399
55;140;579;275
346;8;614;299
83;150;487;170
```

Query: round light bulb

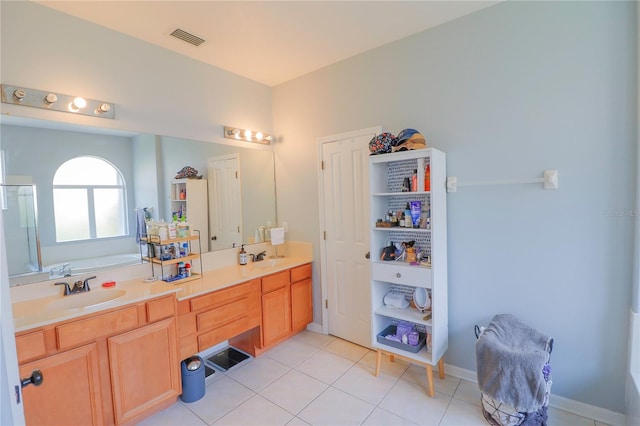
72;97;87;109
44;93;58;104
244;130;252;139
255;132;263;141
97;103;111;113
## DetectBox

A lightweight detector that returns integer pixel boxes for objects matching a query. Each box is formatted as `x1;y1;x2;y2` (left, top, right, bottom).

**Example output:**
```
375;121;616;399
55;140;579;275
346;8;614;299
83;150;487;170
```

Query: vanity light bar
0;84;115;119
224;126;272;145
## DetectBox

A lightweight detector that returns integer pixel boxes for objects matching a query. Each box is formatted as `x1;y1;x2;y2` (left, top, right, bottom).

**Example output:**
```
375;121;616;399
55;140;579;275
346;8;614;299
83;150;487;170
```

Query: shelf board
162;273;201;285
142;234;200;245
372;341;434;365
144;254;200;265
374;305;433;327
372;192;430;197
372;227;430;233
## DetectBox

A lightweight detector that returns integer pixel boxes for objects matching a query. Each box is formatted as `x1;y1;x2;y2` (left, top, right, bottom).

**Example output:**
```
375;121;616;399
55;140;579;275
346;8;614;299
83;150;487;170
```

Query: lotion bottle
239;245;248;265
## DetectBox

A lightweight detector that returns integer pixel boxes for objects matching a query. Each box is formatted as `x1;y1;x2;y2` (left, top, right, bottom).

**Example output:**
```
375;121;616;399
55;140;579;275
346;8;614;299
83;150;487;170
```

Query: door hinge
321;160;324;170
235;171;238;179
325;299;328;309
323;231;326;240
15;385;20;404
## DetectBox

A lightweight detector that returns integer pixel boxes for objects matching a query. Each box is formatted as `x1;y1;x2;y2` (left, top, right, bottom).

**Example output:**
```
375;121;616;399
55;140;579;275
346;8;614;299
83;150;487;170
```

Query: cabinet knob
396;273;401;278
21;370;43;388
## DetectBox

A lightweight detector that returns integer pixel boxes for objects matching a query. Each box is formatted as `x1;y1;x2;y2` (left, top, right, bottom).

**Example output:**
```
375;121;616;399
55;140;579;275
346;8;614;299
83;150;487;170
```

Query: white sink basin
46;290;126;312
252;258;285;269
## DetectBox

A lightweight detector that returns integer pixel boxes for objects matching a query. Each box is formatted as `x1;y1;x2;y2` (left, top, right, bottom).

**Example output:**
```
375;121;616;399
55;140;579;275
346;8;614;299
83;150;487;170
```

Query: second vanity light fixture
1;84;115;119
224;126;272;144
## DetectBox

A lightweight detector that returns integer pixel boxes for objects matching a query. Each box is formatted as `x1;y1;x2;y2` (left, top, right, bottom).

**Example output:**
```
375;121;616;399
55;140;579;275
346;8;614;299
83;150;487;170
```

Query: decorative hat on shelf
369;132;397;155
175;166;201;179
392;128;427;152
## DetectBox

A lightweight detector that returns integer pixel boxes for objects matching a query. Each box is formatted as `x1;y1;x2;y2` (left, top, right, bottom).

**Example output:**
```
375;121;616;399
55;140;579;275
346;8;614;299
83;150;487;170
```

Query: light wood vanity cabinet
19;342;104;426
261;263;313;349
291;263;313;333
261;270;292;347
15;294;180;425
176;279;261;360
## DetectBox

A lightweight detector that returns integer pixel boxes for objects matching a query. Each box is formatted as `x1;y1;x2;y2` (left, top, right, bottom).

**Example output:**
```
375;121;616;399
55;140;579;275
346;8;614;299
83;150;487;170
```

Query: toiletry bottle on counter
239;245;248;265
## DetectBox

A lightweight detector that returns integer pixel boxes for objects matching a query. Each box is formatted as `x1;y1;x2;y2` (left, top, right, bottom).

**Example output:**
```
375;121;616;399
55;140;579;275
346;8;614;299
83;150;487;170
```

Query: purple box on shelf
376;324;426;353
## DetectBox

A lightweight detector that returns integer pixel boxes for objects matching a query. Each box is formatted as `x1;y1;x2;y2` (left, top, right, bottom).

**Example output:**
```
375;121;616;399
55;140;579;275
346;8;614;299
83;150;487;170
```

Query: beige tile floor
139;331;608;426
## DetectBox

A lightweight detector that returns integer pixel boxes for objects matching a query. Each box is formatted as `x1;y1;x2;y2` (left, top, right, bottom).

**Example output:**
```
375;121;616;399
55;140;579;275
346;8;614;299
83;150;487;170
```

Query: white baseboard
306;322;323;334
441;363;626;426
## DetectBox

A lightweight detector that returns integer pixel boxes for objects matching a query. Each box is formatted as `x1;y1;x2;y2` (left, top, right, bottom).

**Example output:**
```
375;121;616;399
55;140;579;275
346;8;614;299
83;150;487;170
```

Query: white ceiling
35;1;499;87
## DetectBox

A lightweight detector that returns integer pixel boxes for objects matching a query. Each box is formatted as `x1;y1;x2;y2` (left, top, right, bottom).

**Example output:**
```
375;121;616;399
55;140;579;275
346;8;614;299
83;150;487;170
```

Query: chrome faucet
49;263;73;279
55;276;96;296
254;251;267;262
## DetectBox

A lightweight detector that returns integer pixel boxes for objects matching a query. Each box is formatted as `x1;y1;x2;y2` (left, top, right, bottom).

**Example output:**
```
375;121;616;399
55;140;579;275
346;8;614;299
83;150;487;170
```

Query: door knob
365;252;370;259
21;370;43;388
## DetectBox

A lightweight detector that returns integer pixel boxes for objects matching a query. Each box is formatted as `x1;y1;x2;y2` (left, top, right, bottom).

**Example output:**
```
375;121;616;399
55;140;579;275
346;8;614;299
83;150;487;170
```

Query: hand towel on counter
270;227;285;245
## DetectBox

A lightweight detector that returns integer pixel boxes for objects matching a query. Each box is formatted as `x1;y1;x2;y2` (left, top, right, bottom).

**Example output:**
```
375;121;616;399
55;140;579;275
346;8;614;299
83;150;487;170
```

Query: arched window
53;156;127;242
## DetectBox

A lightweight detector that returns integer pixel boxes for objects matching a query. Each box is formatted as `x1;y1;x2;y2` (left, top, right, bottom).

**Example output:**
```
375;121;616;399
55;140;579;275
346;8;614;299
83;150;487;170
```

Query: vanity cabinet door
291;278;313;333
108;317;180;425
261;285;291;347
20;343;104;426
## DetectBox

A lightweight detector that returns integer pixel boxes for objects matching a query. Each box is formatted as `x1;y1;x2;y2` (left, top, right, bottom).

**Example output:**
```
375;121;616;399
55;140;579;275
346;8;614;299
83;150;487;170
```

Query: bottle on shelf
412;169;418;192
177;216;190;238
179;188;186;200
425;164;431;192
404;203;412;228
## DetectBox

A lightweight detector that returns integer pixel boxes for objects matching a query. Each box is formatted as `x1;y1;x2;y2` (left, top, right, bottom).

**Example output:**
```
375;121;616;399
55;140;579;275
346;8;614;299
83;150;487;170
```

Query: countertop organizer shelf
369;148;448;398
141;231;203;284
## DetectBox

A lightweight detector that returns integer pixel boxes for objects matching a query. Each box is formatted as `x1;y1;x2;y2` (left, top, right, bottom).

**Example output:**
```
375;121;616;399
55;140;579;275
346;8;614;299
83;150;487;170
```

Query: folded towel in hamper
476;314;553;413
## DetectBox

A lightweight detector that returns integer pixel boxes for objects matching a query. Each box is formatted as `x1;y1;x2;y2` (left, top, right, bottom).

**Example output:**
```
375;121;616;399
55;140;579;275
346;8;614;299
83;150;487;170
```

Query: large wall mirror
1;116;276;286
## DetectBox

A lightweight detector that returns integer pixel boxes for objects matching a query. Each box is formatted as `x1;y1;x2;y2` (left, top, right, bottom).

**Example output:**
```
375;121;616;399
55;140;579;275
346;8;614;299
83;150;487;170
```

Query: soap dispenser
239;245;248;265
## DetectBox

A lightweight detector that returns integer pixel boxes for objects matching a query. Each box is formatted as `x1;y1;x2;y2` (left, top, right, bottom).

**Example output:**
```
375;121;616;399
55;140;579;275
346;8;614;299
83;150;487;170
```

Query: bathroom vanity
12;255;313;425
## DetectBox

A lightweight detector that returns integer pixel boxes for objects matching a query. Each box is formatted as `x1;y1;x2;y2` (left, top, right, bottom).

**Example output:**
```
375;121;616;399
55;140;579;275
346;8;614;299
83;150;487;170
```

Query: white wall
273;0;636;414
0;1;272;146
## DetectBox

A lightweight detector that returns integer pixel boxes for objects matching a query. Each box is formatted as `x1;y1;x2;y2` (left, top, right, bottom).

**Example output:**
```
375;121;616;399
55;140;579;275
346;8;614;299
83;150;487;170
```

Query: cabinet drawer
196;293;259;332
290;263;312;283
197;314;259;350
372;262;431;288
261;270;290;293
16;330;46;363
56;306;139;350
146;295;175;323
190;280;259;311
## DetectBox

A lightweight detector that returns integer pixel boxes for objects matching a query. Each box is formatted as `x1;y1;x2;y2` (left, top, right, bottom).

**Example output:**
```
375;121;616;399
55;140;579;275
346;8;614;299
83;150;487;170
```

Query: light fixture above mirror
1;84;115;119
224;126;271;144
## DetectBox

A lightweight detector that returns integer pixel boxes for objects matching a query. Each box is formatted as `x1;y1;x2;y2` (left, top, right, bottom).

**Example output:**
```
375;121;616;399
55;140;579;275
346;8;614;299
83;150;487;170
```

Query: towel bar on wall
446;169;558;193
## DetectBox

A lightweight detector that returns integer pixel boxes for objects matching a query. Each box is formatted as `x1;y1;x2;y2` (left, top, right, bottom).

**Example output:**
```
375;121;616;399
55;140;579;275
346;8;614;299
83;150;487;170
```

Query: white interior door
207;155;242;251
320;127;378;348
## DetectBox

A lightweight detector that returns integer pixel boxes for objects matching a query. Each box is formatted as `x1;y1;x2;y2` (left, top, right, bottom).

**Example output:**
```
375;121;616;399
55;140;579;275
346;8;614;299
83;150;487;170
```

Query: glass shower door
1;184;41;276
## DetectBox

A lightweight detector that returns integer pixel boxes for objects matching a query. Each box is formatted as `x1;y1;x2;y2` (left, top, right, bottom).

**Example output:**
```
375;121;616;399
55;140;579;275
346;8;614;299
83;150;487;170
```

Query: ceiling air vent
170;28;206;47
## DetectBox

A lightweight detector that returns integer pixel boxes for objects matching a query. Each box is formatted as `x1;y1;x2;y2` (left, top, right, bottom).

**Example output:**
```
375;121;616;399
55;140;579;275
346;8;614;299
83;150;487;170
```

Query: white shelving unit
171;179;209;253
369;148;448;397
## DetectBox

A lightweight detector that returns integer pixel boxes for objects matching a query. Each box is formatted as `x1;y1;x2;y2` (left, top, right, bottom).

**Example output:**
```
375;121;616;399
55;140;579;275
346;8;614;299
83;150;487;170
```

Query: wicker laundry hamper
475;315;553;426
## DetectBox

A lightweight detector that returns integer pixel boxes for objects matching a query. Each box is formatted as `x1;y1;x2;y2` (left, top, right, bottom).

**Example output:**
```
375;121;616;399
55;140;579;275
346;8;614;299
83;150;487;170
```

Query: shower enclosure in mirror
2;184;42;276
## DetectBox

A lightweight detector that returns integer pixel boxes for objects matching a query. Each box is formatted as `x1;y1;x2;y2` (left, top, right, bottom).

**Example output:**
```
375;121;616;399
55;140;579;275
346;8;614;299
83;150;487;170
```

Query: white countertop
11;255;312;333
